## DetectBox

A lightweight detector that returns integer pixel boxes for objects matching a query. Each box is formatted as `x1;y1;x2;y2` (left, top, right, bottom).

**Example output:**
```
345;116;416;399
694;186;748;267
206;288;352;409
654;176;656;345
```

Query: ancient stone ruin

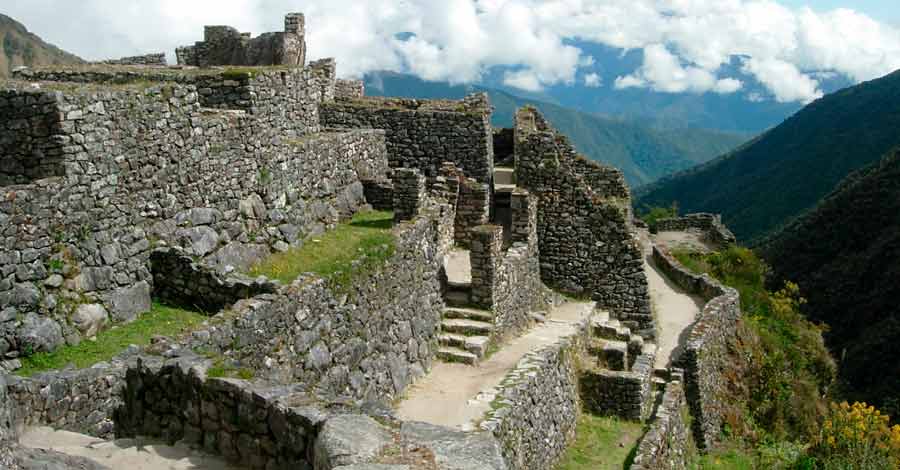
0;12;743;470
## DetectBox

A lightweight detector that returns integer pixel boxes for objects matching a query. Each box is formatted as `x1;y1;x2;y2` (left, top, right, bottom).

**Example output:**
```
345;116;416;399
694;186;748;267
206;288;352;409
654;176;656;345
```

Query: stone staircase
437;280;495;365
589;318;643;372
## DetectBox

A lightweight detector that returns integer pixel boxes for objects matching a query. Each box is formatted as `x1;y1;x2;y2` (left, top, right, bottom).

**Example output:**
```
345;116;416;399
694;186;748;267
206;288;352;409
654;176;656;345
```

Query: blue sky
782;0;898;23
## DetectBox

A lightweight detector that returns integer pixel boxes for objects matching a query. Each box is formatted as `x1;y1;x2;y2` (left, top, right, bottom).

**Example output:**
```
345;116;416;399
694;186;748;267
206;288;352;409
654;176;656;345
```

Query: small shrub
811;402;900;469
639;203;679;231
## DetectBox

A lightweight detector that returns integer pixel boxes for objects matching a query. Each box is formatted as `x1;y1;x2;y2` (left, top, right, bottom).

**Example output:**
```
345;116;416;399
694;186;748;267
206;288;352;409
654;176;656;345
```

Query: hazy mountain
636;69;900;243
762;149;900;412
0;13;83;77
364;71;749;187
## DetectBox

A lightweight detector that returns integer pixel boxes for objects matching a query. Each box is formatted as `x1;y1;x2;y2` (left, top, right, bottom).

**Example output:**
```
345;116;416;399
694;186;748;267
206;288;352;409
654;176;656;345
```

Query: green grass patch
249;210;395;287
689;447;756;470
16;302;207;377
555;413;644;470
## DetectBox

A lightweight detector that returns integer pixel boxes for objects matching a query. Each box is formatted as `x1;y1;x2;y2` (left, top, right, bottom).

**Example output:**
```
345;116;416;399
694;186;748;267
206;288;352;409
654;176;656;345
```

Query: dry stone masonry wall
630;379;691;470
514;107;653;335
100;53;167;66
320;93;495;183
0;61;389;363
653;245;742;450
655;213;736;246
177;13;306;68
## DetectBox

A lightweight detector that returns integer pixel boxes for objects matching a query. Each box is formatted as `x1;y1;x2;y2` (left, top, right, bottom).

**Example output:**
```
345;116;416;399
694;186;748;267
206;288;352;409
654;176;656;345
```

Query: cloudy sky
4;1;900;104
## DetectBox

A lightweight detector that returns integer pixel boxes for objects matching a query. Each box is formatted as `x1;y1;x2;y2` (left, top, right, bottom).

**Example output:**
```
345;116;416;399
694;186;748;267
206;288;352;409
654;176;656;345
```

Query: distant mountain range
636;69;900;243
0;13;82;77
762;149;900;413
365;71;749;187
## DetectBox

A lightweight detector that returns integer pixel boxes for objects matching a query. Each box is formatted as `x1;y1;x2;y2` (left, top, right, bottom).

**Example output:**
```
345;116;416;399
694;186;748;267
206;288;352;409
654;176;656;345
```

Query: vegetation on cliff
0;13;82;77
762;148;900;419
637;69;900;243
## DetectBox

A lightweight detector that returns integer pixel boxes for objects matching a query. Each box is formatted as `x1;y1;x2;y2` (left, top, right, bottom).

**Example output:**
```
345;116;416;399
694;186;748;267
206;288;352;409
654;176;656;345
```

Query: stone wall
481;317;591;470
0;374;16;469
0;71;388;362
5;363;127;438
468;190;543;341
655;213;736;246
0;89;65;186
335;79;365;99
580;348;655;421
320;93;495;183
653;245;742;450
101;53;167;66
116;355;320;470
631;379;691;470
176;13;306;68
181;206;449;403
514;107;653;335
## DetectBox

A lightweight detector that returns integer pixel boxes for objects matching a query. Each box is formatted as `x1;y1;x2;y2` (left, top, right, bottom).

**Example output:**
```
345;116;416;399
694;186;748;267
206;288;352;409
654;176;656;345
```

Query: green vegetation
637;69;900;242
207;359;255;380
1;13;84;77
363;72;748;187
16;302;207;377
637;203;678;231
555;414;644;470
762;150;900;418
690;447;756;470
249;210;395;288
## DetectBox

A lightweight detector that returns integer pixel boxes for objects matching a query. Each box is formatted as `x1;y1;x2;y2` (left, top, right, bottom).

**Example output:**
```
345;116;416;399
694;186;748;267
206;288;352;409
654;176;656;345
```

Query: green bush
639;203;678;231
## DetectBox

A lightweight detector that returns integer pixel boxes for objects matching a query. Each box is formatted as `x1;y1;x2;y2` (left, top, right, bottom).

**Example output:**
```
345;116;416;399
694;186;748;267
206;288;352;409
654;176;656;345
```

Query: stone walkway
19;427;243;470
396;301;597;431
642;230;705;369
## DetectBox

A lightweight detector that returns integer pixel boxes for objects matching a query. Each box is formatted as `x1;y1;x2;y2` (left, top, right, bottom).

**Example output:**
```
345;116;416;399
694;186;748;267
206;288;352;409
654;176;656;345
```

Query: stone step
444;290;472;308
439;333;490;357
592;318;632;341
588;339;629;371
437;346;479;365
443;307;494;322
441;318;494;336
494;167;516;185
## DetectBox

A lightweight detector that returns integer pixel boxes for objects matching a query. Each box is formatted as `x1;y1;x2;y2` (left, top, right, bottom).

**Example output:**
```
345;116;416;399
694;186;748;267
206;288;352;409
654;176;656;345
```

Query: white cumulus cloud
584;72;602;87
2;0;900;103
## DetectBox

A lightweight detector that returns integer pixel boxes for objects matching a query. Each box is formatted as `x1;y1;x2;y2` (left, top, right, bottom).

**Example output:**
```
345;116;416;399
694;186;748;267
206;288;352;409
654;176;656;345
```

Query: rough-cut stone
206;242;270;273
401;421;507;470
102;281;151;323
17;313;63;353
176;226;220;257
72;304;109;337
313;415;394;470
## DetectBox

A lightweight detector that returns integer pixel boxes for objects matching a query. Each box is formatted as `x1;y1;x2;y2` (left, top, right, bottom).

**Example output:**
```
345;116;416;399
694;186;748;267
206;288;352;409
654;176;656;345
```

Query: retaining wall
481;317;591;470
182;207;450;403
655;213;736;246
653;245;742;450
0;374;16;469
320;93;495;183
514;107;652;335
631;380;691;470
580;346;655;421
0;72;388;362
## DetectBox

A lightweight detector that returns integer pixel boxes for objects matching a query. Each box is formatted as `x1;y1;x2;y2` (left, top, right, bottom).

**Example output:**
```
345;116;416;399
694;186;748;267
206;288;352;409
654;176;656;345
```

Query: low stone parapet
655;213;736;246
631;379;691;470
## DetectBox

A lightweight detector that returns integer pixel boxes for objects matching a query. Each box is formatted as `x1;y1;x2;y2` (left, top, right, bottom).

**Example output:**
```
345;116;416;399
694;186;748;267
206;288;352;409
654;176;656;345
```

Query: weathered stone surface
401;421;507;470
72;304;109;337
176;226;220;257
335;466;409;470
102;281;151;323
314;415;394;470
17;313;63;353
14;447;111;470
176;13;306;68
206;242;270;273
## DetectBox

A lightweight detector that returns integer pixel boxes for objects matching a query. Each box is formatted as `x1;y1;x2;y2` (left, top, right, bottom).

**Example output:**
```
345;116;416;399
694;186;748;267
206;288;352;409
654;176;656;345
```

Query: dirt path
396;301;597;430
20;427;244;470
641;230;706;369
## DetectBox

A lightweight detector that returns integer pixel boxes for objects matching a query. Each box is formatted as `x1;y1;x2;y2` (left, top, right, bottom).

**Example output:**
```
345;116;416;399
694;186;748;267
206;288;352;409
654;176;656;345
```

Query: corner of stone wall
469;224;503;309
630;376;691;470
392;168;426;222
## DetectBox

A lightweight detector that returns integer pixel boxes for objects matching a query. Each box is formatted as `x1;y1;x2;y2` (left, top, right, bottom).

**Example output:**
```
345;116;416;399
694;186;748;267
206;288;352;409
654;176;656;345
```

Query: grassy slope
249;210;395;285
637;69;900;243
17;303;207;376
555;414;644;470
365;72;748;187
762;149;900;413
0;14;83;77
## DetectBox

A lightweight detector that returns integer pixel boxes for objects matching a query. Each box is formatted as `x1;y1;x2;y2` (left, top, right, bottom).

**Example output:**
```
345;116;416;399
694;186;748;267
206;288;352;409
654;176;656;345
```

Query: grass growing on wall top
555;413;644;470
249;210;395;286
16;302;207;377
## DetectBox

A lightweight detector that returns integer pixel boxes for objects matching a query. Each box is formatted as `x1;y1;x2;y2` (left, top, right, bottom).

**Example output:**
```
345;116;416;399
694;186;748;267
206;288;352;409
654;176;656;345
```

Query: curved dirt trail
641;231;705;369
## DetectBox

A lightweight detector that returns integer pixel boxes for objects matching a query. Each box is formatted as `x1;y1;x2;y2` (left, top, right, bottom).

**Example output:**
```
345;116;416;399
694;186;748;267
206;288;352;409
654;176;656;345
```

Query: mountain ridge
0;13;83;77
636;68;900;242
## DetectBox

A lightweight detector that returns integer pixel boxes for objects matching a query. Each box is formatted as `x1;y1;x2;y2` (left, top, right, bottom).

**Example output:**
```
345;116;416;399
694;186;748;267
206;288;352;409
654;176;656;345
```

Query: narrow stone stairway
438;250;495;364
